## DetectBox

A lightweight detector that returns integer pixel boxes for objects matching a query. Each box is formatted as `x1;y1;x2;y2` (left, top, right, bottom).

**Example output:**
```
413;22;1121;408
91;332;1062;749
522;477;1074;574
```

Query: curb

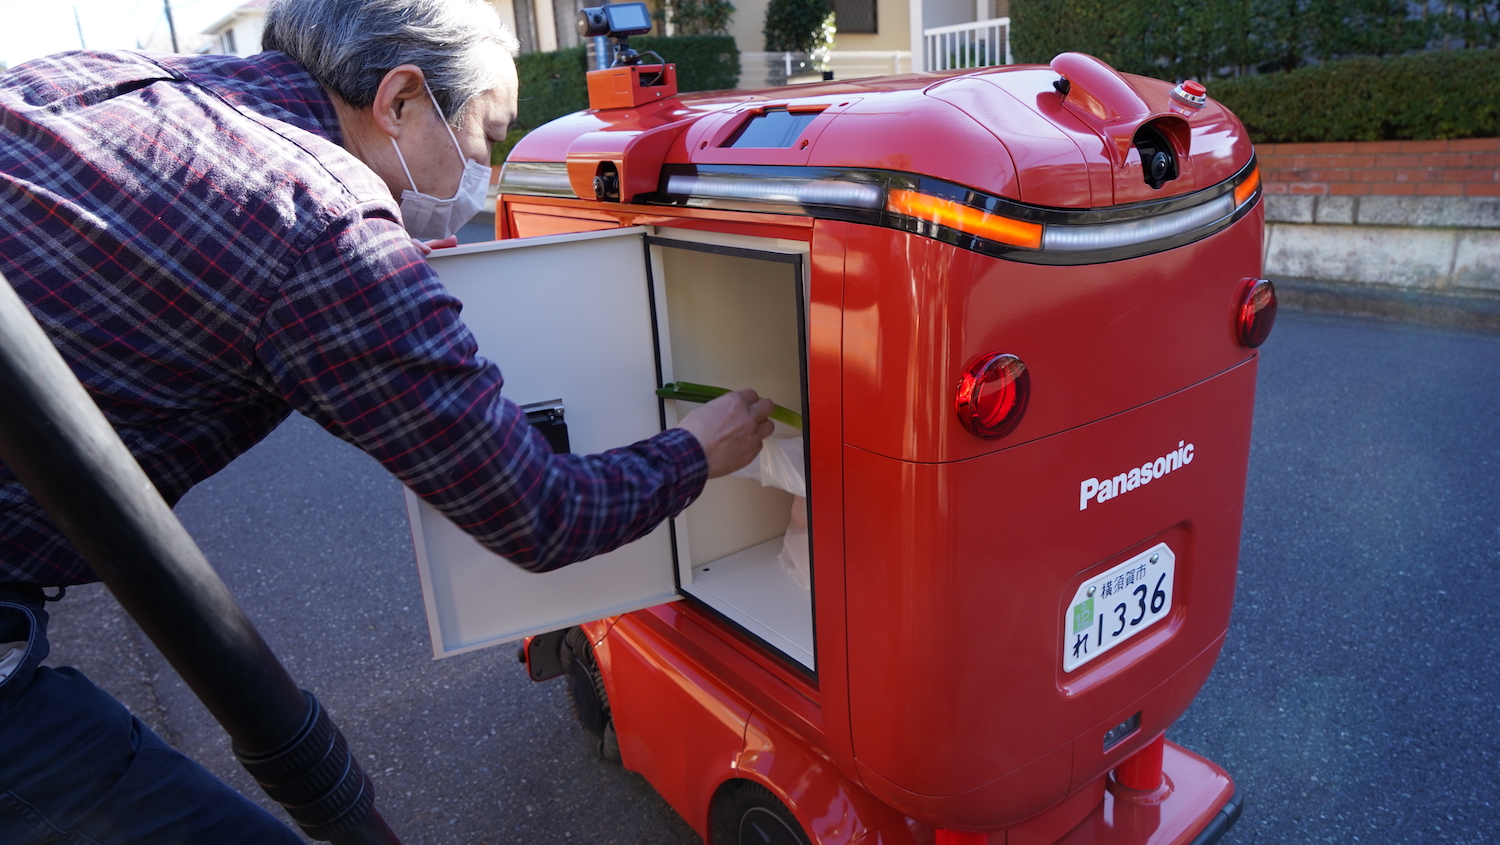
1270;277;1500;333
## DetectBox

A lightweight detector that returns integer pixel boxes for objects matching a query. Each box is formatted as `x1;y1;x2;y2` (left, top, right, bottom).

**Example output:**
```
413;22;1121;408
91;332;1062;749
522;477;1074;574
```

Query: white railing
738;51;914;88
825;50;914;80
923;16;1011;72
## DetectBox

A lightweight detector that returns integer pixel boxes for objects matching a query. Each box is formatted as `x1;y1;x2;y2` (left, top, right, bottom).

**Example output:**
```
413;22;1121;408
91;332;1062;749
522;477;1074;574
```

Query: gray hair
262;0;519;126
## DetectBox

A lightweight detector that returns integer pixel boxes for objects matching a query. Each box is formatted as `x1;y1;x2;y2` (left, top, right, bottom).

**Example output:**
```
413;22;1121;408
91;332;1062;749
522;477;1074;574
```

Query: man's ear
370;65;429;140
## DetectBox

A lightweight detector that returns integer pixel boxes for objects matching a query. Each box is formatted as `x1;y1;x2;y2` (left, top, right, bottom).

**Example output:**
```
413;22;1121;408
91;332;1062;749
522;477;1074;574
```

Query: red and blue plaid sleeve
254;208;707;572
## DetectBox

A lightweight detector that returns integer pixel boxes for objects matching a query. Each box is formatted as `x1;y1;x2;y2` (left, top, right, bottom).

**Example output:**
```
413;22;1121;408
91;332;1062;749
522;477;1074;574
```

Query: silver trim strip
1041;193;1236;252
664;173;885;209
498;163;575;198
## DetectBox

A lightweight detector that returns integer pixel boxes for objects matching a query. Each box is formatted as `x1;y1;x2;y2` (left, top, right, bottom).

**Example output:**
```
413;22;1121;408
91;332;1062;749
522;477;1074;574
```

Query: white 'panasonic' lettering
1079;441;1195;511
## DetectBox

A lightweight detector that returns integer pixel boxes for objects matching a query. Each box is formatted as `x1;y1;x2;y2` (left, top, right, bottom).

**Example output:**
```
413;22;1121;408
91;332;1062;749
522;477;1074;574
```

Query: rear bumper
1057;740;1240;845
856;740;1241;845
1186;787;1242;845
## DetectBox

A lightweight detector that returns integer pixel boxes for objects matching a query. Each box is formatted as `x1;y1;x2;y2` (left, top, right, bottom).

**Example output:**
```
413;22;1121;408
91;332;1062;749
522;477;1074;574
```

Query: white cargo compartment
652;232;814;669
409;227;816;671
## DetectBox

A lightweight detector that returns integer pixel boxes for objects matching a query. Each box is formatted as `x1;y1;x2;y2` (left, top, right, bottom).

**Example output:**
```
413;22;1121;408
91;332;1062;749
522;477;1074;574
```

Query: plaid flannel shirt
0;50;706;586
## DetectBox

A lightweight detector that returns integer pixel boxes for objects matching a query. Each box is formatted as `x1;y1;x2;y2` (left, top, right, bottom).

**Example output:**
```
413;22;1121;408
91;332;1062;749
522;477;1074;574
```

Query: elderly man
0;0;771;841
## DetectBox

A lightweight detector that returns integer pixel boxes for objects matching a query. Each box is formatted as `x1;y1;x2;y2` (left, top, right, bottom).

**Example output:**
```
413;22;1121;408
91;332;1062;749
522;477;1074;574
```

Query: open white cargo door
409;228;677;658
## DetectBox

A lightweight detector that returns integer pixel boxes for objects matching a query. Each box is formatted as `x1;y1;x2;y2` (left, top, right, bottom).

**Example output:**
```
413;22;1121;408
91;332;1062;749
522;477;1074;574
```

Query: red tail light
1237;278;1277;348
955;353;1030;439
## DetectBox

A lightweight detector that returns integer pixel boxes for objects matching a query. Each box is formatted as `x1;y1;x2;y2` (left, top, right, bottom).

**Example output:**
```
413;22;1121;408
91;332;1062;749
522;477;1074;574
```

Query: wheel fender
595;612;754;836
578;617;618;649
734;710;901;845
576;617;618;700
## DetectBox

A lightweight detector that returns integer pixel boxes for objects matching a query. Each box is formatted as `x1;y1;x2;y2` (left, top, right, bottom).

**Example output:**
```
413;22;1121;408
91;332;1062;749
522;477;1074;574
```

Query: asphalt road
1172;309;1500;844
40;307;1500;844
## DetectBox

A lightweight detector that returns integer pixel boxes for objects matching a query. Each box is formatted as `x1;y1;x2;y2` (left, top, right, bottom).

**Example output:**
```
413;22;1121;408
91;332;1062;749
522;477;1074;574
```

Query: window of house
833;0;877;33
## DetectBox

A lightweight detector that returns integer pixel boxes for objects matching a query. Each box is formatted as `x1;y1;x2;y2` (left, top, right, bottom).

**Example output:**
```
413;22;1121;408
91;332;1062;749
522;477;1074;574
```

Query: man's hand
411;236;459;255
674;389;775;478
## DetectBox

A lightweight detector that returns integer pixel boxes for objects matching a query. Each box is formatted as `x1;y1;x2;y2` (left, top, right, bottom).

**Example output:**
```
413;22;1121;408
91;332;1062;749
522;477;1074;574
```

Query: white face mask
390;82;491;242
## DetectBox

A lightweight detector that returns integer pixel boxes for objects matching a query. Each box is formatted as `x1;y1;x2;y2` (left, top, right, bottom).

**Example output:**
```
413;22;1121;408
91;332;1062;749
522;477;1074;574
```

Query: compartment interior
655;243;815;669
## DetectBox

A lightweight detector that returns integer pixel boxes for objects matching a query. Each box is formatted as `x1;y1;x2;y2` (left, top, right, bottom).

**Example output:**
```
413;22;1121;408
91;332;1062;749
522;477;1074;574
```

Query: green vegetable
656;381;804;429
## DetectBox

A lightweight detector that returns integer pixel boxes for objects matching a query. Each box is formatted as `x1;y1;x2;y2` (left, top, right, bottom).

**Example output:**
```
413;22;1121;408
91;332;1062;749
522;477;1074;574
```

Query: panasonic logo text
1079;441;1195;511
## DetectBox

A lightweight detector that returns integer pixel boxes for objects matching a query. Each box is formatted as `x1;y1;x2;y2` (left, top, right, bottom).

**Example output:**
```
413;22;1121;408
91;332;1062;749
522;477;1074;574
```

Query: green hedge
632;34;740;92
499;36;738;160
1008;0;1500;144
1011;0;1158;78
511;34;738;133
499;36;739;160
1012;0;1452;80
763;0;832;52
1210;48;1500;142
514;45;591;133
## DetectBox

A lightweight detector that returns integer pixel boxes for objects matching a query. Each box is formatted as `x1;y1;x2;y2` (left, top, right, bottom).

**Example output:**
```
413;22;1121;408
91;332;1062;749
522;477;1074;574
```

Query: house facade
498;0;1012;86
197;0;1007;85
199;0;268;58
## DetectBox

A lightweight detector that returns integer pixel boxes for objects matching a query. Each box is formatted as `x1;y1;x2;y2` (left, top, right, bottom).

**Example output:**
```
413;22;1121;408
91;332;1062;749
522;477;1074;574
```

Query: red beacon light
955;352;1030;439
1171;80;1208;109
1237;278;1277;348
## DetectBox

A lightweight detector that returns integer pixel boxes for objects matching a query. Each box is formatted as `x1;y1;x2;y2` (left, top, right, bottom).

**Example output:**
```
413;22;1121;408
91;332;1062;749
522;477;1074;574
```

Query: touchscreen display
724;109;822;149
604;3;652;32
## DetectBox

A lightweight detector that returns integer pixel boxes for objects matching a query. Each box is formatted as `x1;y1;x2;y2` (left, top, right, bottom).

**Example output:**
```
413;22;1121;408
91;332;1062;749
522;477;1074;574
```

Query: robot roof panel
506;62;1253;211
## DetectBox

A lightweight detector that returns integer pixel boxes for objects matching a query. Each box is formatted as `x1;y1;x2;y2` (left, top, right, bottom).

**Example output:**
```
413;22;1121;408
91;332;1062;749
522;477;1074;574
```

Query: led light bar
1041;192;1235;252
501;159;1261;265
1233;165;1261;207
498;161;575;198
887;189;1043;249
662;170;885;210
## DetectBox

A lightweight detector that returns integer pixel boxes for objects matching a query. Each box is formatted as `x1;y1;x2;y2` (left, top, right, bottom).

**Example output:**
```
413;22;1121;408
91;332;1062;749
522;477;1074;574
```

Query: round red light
955;353;1030;439
1237;278;1277;348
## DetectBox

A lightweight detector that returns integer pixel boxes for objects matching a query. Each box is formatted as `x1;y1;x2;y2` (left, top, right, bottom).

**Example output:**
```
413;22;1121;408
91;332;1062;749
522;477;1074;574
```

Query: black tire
712;782;811;845
562;627;621;763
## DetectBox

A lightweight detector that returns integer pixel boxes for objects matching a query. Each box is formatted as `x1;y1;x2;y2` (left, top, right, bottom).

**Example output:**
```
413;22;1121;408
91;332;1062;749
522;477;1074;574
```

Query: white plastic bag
730;437;810;590
729;435;805;498
778;496;810;590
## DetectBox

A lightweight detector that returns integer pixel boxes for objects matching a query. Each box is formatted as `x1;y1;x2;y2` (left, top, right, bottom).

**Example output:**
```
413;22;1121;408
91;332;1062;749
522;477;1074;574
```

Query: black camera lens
1132;124;1178;190
577;8;609;38
577;3;654;39
593;171;620;202
1149;151;1171;183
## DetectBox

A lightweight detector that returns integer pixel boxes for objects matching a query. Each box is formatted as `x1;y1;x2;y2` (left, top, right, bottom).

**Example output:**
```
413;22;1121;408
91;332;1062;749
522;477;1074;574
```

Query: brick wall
1258;138;1500;198
1258;138;1500;303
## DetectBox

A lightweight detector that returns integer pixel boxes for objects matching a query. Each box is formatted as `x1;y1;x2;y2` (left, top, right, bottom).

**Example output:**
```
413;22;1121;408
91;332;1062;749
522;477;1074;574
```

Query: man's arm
254;211;764;572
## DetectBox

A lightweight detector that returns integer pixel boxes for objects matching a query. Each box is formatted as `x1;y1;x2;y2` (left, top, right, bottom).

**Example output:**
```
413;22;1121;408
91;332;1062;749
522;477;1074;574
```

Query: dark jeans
0;590;302;845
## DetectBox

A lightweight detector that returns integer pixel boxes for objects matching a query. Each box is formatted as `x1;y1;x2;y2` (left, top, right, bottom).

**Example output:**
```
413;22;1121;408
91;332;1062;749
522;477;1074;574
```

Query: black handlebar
0;270;401;845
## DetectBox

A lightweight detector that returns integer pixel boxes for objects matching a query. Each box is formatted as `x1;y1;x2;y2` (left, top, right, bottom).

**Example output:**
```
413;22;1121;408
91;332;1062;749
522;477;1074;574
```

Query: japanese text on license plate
1063;543;1175;673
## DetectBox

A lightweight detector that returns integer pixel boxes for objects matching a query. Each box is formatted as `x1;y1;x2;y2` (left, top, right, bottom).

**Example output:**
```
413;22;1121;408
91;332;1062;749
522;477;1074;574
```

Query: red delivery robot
403;32;1274;845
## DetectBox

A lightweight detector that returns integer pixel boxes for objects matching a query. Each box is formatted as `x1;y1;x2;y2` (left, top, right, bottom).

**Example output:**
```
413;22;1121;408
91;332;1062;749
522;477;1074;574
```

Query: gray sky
0;0;243;69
